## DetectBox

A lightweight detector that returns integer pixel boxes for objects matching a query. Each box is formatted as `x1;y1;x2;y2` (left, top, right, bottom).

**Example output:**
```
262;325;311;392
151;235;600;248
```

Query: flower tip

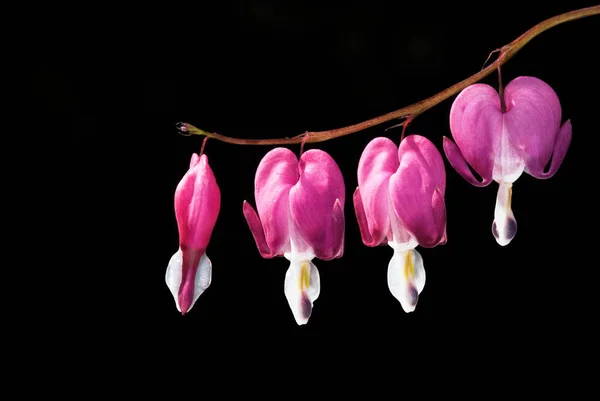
492;218;517;246
288;293;312;326
404;285;419;312
297;294;313;325
178;293;193;316
189;153;201;169
439;232;448;246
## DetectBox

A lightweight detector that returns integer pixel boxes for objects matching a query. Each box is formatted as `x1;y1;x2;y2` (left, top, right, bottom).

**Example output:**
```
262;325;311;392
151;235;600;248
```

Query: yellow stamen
404;251;414;281
299;261;310;291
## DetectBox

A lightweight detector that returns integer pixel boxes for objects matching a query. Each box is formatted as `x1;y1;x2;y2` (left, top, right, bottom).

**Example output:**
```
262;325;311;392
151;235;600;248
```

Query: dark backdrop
36;1;599;372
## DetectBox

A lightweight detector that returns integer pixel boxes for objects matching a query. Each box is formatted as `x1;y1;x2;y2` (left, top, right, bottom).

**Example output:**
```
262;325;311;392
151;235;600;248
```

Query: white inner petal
492;182;518;246
165;249;212;312
284;257;320;325
388;197;418;251
387;248;425;313
284;210;314;261
492;117;525;183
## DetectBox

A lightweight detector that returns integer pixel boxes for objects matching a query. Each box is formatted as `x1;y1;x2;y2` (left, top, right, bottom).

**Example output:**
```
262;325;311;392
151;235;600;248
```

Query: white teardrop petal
189;252;212;310
492;182;518;246
165;249;212;313
387;249;425;313
412;249;426;294
284;259;320;325
166;249;183;312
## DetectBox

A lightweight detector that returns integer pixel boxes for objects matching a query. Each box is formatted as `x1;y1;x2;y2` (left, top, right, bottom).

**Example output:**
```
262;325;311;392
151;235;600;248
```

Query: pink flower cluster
166;76;571;324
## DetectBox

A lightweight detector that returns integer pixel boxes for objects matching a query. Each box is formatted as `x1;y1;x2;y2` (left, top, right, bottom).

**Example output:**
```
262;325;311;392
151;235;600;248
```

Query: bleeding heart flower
443;76;572;246
166;153;221;315
353;134;447;312
243;148;345;325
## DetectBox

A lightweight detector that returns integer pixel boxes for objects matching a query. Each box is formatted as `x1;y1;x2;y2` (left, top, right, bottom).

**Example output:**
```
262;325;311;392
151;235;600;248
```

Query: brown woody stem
176;6;600;146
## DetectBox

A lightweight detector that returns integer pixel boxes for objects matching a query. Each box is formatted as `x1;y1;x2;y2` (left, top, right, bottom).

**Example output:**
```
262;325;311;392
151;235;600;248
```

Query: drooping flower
353;134;447;312
243;148;345;325
443;76;572;246
166;153;221;315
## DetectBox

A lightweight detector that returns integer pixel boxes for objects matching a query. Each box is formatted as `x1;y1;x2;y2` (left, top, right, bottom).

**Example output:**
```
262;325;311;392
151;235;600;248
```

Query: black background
37;1;599;371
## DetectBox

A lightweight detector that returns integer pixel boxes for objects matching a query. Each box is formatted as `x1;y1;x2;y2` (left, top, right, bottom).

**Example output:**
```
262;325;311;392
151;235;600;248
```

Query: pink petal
443;136;492;187
178;247;205;314
355;137;399;246
503;76;567;178
390;135;447;248
242;201;275;258
526;120;572;179
174;154;221;250
189;153;200;169
448;83;502;186
353;187;375;246
250;147;299;257
289;149;345;260
329;198;345;259
399;135;446;194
